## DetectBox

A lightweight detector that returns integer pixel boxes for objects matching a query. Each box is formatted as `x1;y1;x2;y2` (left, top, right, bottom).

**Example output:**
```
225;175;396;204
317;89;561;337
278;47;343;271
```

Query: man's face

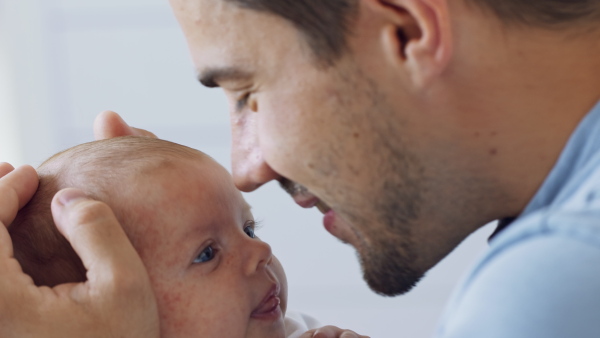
119;156;288;338
170;0;484;296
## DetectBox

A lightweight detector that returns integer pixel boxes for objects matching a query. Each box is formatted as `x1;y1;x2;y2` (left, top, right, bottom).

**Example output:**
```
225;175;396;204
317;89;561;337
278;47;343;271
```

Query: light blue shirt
436;101;600;338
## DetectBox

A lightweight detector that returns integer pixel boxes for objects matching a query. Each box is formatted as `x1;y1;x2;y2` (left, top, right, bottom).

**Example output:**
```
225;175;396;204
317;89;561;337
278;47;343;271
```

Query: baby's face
118;156;288;337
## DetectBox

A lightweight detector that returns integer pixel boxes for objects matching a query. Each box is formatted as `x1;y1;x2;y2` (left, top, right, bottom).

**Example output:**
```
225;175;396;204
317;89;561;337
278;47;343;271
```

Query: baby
10;136;366;338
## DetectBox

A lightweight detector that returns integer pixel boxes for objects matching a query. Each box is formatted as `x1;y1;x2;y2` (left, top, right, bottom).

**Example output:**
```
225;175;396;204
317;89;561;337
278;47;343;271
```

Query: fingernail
56;188;88;206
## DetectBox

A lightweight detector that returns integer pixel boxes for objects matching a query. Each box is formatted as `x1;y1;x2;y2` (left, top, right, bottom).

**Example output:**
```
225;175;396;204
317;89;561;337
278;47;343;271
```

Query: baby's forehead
111;156;245;255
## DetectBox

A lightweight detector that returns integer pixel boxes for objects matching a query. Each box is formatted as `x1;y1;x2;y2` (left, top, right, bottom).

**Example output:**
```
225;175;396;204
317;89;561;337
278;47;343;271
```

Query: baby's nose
245;239;273;275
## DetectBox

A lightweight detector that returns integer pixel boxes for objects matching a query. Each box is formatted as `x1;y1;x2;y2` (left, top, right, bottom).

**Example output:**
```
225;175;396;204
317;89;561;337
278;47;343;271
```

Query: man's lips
293;194;319;208
279;178;331;213
279;179;355;245
251;284;281;320
293;192;331;214
314;200;331;214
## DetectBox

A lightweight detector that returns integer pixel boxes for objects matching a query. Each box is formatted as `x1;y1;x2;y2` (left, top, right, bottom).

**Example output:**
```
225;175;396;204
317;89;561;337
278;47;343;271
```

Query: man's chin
358;245;423;297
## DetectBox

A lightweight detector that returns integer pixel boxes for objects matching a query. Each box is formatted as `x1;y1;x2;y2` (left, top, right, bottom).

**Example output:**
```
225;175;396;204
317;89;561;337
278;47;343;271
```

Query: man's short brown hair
469;0;600;28
225;0;358;64
225;0;599;63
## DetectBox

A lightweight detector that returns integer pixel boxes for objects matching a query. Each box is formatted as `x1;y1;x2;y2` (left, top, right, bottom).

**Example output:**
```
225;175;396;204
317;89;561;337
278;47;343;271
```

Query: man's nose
230;113;280;192
244;238;274;276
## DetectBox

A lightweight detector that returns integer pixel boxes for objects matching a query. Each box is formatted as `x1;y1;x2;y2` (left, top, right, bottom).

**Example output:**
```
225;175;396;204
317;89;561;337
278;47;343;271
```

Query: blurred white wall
0;0;22;164
1;1;495;337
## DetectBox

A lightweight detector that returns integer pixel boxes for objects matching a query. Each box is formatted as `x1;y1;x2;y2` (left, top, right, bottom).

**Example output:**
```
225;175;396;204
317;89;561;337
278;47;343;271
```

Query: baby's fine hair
10;136;208;287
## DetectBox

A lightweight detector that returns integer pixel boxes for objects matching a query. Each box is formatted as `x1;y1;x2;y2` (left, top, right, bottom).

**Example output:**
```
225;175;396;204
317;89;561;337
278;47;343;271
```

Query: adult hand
0;165;160;338
94;110;157;140
300;325;371;338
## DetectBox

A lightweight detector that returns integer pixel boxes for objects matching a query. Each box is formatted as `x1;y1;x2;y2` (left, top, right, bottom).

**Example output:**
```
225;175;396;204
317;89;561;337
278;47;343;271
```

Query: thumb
49;188;159;337
50;188;148;295
93;110;157;140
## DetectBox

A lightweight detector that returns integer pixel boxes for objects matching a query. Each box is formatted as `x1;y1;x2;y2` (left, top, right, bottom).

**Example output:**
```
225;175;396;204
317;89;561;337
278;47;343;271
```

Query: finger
50;189;147;293
0;165;38;227
0;220;14;258
311;326;341;338
130;126;157;138
0;163;15;178
94;111;157;140
297;331;317;338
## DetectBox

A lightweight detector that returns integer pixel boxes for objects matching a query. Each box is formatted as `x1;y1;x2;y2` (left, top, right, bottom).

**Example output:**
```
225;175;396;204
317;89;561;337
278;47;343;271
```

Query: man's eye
244;223;256;238
193;246;215;264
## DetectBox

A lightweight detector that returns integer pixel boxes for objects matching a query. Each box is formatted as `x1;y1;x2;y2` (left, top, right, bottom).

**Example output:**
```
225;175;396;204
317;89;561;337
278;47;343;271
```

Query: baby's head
11;136;288;337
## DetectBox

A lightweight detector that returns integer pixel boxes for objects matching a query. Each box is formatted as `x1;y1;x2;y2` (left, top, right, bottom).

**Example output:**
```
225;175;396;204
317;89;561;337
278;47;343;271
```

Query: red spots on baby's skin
162;289;184;313
489;148;498;156
156;282;195;334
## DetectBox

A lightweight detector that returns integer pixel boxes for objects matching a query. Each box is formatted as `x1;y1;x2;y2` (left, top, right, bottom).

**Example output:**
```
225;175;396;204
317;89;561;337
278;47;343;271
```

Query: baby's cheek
154;282;196;336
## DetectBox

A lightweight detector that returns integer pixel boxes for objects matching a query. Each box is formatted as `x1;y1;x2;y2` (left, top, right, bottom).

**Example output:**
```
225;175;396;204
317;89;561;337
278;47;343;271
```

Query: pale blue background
0;1;495;337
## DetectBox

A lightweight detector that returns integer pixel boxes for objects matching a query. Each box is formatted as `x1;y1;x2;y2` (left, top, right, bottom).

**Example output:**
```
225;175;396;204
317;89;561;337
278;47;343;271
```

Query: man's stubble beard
340;70;429;297
343;150;428;297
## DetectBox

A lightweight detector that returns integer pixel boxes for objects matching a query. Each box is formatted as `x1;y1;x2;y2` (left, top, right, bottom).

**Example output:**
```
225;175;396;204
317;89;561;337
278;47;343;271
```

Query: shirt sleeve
438;234;600;338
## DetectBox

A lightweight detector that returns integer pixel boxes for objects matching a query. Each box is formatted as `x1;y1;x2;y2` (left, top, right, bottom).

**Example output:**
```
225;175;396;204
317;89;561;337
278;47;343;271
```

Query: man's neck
443;19;600;220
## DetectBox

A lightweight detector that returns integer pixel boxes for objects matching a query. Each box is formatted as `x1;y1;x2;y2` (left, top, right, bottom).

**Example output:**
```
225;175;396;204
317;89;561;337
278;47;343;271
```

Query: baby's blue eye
193;246;215;264
244;224;256;238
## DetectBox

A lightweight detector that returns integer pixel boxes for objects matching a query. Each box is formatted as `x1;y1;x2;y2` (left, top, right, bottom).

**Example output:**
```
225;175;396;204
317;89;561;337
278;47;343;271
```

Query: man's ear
364;0;452;88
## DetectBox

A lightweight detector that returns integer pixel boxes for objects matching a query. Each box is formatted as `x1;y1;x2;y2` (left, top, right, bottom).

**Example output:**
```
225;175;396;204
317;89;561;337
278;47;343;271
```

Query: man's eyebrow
197;67;252;88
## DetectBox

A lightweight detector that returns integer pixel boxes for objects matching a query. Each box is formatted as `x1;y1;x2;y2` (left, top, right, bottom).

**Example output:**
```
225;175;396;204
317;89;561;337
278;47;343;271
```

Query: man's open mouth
279;178;331;213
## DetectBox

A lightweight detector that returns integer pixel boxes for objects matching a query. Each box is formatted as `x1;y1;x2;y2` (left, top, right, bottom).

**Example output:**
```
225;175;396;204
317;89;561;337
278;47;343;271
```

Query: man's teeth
315;200;331;214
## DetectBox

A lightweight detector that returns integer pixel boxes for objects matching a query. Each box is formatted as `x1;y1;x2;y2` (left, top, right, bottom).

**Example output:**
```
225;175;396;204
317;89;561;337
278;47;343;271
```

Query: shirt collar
490;100;600;241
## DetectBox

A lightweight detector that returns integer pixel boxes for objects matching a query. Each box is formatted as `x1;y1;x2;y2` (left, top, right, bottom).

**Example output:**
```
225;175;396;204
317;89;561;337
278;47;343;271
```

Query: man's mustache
278;178;308;196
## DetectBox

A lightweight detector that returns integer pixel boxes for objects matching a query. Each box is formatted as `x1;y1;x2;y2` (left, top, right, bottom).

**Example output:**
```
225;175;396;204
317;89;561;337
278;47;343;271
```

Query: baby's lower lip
251;295;281;320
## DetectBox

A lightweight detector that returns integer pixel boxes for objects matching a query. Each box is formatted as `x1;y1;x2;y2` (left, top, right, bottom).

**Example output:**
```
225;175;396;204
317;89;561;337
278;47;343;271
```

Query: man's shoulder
491;150;600;257
555;148;600;211
437;228;600;338
435;160;600;338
